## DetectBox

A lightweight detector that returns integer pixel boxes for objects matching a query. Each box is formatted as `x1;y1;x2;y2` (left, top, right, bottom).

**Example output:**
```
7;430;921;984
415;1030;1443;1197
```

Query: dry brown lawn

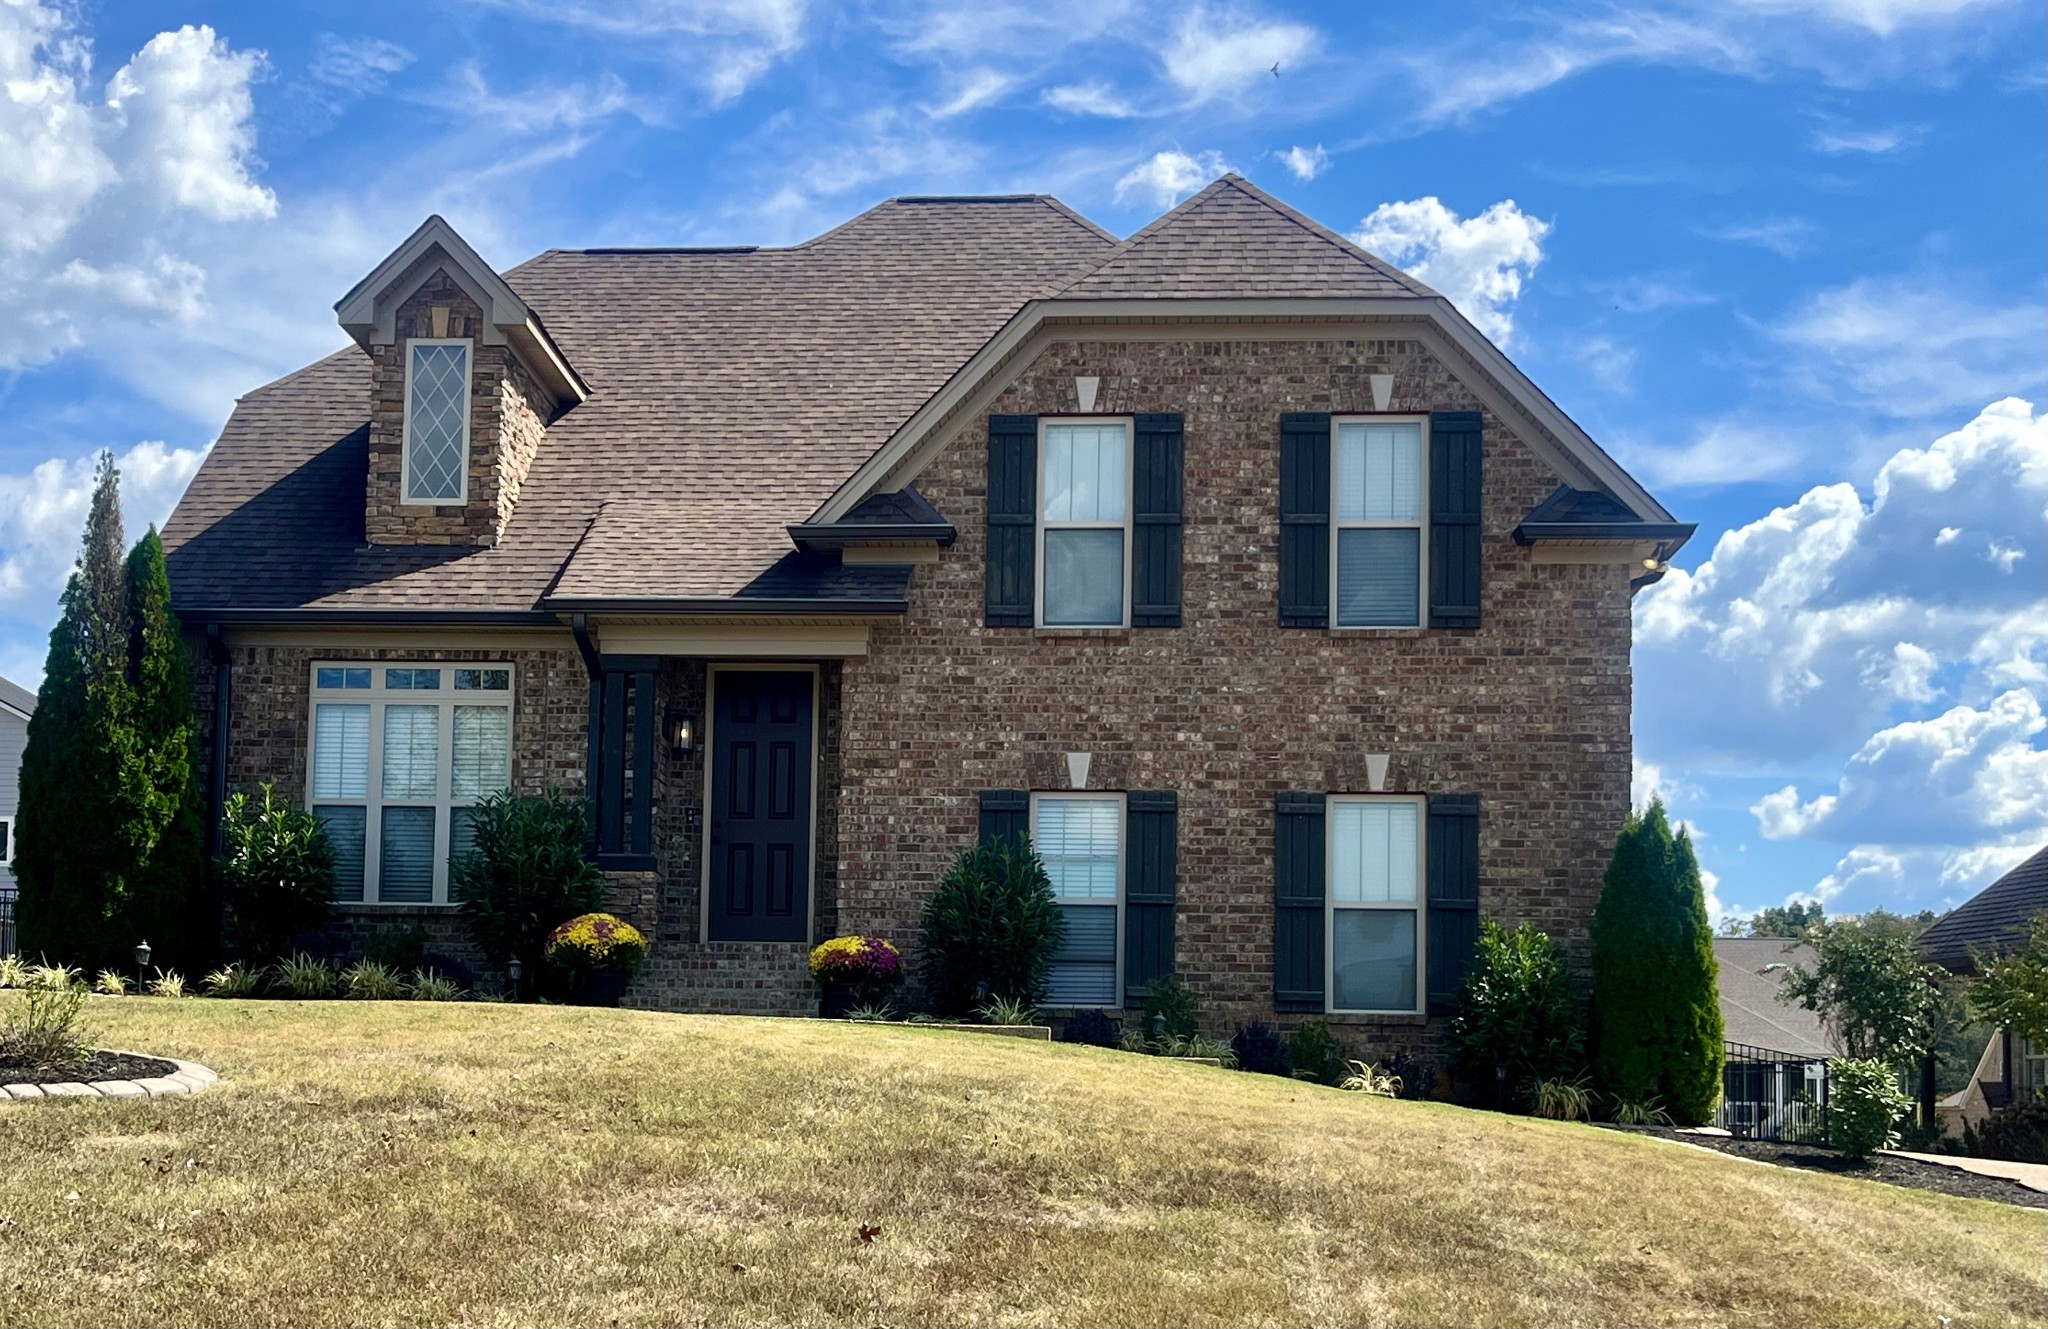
0;998;2041;1328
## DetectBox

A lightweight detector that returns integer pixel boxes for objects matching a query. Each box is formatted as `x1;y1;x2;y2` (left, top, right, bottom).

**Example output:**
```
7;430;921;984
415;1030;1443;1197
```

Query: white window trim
1325;792;1427;1016
1031;790;1126;1008
1329;414;1429;631
306;661;514;906
1035;415;1135;629
401;338;472;506
0;814;12;867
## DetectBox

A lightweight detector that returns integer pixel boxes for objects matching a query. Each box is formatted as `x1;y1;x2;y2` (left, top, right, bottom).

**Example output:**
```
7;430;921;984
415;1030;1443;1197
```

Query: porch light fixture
668;710;696;755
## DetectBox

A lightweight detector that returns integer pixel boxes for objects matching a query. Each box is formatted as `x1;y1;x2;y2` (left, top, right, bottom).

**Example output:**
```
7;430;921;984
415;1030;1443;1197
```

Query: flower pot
569;969;630;1008
820;982;859;1019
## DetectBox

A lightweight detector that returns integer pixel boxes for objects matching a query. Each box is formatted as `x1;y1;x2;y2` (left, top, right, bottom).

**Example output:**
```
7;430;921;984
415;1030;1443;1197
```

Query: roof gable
1920;846;2048;971
1057;176;1435;301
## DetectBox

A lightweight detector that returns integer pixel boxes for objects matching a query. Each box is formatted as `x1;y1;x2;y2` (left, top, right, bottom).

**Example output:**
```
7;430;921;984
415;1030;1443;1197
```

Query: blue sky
0;0;2041;922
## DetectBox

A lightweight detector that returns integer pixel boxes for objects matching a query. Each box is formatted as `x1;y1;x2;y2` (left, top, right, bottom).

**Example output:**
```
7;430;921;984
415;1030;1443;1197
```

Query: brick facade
364;272;552;547
832;336;1634;1055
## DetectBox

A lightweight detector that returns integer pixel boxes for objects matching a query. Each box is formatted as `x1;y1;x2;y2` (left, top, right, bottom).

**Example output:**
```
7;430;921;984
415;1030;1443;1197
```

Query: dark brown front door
707;670;814;942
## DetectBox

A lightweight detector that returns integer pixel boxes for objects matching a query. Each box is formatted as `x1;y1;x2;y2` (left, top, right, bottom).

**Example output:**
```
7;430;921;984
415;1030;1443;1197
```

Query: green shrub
1590;801;1724;1125
359;925;430;973
0;981;93;1068
220;783;336;962
1286;1019;1348;1086
1231;1021;1289;1076
408;968;462;1001
202;963;262;998
31;964;80;991
976;994;1038;1026
343;960;405;1000
273;951;338;999
1142;974;1201;1040
917;836;1063;1016
845;1002;897;1023
1449;918;1584;1108
450;790;606;995
1060;1008;1120;1048
1828;1057;1912;1161
1963;1094;2048;1164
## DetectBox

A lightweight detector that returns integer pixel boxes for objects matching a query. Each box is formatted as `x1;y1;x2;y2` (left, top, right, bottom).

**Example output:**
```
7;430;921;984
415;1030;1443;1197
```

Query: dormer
335;216;586;547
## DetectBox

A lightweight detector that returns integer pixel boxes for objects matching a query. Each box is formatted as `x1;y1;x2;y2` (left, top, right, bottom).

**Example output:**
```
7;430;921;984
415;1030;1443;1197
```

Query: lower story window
308;662;512;905
1033;793;1122;1006
1328;796;1423;1014
2021;1038;2048;1095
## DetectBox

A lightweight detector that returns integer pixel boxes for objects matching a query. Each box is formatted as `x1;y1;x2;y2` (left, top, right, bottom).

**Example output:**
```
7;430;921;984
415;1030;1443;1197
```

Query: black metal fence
1719;1041;1828;1142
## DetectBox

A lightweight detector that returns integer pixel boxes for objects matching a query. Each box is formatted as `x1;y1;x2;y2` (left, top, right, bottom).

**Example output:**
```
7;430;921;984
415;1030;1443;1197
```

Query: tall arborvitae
122;526;208;967
16;454;134;968
1589;800;1725;1125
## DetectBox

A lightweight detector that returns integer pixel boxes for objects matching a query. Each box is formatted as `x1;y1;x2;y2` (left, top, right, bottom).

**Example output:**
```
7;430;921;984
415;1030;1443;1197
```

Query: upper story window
1033;792;1123;1006
403;339;471;504
308;662;512;905
1327;795;1424;1014
1038;419;1131;627
1332;418;1426;628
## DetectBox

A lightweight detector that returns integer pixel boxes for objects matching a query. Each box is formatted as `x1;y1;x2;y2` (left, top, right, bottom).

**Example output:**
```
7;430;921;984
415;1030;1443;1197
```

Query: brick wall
364;272;552;547
834;336;1635;1057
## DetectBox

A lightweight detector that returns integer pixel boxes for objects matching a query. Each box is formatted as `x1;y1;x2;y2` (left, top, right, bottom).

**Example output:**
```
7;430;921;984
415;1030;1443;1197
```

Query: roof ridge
1213;174;1439;298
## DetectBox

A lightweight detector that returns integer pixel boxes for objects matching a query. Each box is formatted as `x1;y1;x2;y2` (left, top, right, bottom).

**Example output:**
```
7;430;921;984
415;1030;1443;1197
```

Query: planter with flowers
808;935;903;1018
545;912;648;1007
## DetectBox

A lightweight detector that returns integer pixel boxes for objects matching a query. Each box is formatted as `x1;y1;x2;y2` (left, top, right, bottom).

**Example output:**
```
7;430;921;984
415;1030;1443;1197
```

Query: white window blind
452;705;510;801
312;704;369;800
1334;420;1426;628
381;705;441;801
1040;421;1130;627
1328;796;1423;1014
1036;795;1123;1007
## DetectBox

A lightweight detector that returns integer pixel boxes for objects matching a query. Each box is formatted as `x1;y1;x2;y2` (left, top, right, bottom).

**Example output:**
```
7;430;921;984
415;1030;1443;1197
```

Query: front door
707;669;814;942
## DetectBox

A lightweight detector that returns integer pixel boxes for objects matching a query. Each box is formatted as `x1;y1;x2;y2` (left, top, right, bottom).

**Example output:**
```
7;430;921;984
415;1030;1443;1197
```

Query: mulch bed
0;1051;178;1087
1605;1125;2048;1209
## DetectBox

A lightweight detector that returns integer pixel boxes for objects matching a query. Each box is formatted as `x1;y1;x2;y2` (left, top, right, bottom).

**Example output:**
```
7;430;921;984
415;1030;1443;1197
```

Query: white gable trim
335;215;587;409
811;295;1672;525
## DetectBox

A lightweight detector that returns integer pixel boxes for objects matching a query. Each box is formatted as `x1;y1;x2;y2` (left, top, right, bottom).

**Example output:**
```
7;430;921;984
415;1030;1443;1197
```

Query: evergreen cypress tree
16;454;134;968
1589;800;1725;1125
121;527;208;967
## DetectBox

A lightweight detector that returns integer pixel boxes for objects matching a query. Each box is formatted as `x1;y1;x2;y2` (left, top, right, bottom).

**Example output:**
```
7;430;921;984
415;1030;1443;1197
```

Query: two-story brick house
163;175;1691;1042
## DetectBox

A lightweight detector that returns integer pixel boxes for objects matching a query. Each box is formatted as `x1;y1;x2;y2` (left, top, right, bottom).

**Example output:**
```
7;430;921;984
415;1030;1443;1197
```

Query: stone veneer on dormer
363;270;554;547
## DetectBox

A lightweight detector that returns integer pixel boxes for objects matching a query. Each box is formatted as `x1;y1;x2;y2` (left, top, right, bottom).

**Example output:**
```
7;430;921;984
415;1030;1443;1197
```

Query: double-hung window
1327;795;1424;1014
403;339;470;504
1032;793;1122;1006
308;663;512;905
2022;1038;2048;1096
1039;419;1131;626
1333;418;1426;628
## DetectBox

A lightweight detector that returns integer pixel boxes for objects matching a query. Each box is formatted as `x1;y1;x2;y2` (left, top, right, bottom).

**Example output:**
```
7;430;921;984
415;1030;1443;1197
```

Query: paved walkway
1884;1150;2048;1194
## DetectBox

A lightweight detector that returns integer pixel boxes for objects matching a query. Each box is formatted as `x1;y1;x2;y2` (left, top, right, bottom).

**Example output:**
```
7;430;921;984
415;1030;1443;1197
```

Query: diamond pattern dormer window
403;339;470;504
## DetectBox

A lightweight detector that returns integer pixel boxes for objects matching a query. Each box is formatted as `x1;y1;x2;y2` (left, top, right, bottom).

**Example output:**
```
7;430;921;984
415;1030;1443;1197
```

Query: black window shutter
1428;411;1483;629
1425;793;1481;1014
1132;413;1184;628
1279;413;1331;628
985;414;1037;627
1124;791;1177;1002
1274;791;1327;1011
978;789;1029;846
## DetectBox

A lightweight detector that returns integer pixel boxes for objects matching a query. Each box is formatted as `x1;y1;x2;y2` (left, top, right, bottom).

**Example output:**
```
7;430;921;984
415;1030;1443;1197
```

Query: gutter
1511;520;1698;546
540;596;909;616
176;607;562;628
784;521;958;552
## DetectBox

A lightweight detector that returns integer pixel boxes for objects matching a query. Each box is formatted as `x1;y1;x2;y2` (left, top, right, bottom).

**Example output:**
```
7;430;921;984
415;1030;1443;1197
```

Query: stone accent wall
197;637;590;972
364;270;553;547
834;336;1635;1058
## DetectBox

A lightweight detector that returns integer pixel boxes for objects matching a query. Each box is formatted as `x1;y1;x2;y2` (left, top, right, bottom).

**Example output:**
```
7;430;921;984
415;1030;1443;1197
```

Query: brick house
163;175;1692;1043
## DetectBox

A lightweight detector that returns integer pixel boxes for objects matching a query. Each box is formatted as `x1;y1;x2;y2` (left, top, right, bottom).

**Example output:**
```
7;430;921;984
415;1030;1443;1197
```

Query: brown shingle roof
1714;938;1839;1060
1056;175;1436;301
164;196;1116;614
1920;847;2048;973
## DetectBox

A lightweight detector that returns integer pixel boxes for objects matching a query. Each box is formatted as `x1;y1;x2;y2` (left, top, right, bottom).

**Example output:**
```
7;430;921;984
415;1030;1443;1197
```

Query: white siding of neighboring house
0;705;26;895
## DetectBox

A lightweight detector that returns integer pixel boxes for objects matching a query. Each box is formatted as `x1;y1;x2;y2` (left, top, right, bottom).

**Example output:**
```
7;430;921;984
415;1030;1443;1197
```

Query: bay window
1328;795;1424;1014
1333;418;1426;628
1038;419;1131;627
1032;793;1123;1006
308;663;512;905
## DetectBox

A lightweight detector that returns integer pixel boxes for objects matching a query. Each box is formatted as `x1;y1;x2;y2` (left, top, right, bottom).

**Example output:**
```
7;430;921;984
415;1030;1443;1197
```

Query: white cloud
1042;82;1137;117
309;34;414;91
468;0;808;103
1280;144;1328;180
1771;276;2045;420
1697;218;1813;258
1114;149;1230;208
0;441;209;610
927;68;1011;119
1727;0;2010;38
1622;416;1817;489
1161;4;1317;103
1350;196;1550;346
1811;125;1914;153
106;26;276;222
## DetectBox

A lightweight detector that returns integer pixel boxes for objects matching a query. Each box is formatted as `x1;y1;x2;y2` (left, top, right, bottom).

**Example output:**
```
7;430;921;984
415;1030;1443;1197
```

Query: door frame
699;662;822;945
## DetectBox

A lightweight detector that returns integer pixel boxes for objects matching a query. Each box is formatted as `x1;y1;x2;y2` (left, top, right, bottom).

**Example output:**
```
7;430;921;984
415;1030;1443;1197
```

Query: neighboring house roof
163;177;1683;621
1714;938;1839;1060
0;674;34;722
1920;847;2048;973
